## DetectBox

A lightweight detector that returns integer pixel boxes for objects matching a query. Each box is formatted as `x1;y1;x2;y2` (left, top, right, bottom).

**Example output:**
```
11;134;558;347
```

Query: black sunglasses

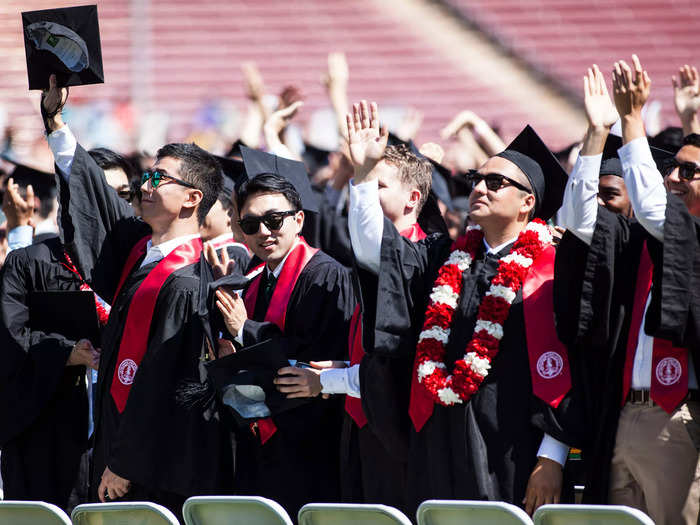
661;158;700;181
141;170;197;189
238;210;297;235
467;170;532;193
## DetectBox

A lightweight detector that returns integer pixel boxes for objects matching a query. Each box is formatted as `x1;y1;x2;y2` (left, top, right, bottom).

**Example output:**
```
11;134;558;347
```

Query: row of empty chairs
0;497;656;525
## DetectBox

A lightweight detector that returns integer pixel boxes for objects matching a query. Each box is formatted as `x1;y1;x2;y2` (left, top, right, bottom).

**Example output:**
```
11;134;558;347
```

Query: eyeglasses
141;170;197;190
660;158;700;181
238;210;298;235
467;170;532;193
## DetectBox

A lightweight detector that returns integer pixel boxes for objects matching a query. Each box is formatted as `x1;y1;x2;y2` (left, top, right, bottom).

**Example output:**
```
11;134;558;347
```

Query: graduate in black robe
0;237;95;510
554;114;700;512
346;102;585;518
42;83;233;515
209;151;355;518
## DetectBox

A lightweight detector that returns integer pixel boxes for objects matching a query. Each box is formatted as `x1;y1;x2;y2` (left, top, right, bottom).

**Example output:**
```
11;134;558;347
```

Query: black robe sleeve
56;145;149;300
0;248;79;445
645;193;700;351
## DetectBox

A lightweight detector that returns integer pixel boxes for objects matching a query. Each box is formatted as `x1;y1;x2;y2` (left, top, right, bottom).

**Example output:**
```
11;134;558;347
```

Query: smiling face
664;144;700;217
467;156;536;228
239;192;304;269
140;156;202;232
598;175;632;217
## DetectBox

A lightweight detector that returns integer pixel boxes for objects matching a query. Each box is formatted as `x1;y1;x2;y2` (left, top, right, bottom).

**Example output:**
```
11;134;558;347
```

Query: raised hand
41;74;69;133
204;242;236;280
2;178;35;230
441;110;481;140
611;54;651;119
584;64;618;129
672;64;700;136
242;62;265;102
345;100;388;182
263;101;304;158
672;64;700;118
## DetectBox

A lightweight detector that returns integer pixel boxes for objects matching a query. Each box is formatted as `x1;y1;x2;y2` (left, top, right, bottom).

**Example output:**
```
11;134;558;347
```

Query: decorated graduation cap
495;125;568;221
22;5;104;90
239;146;319;213
601;134;672;177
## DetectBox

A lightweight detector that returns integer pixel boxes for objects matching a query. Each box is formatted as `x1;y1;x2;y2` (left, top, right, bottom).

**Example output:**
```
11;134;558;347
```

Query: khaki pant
609;400;700;525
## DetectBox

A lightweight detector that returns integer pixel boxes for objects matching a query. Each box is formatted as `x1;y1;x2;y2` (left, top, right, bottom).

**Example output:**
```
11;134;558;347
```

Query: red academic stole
109;236;203;413
210;233;251;255
243;237;318;443
408;244;572;431
345;223;427;428
621;241;688;414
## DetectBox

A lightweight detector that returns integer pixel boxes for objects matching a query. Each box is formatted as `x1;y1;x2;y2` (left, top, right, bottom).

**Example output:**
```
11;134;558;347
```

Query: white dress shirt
140;234;201;269
560;138;697;390
343;178;570;466
47;125;78;179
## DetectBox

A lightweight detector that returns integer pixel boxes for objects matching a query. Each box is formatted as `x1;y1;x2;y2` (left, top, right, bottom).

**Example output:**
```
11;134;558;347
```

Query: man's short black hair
88;148;138;180
155;143;223;225
682;133;700;149
236;173;302;213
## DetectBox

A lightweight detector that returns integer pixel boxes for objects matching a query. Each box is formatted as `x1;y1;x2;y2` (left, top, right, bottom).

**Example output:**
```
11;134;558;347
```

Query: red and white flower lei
415;219;553;406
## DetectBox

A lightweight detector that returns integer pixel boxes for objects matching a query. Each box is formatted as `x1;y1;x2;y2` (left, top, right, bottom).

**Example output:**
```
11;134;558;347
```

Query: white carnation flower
417;360;446;382
419;326;450;344
437;384;463;405
526;222;553;245
486;284;516;303
447;250;472;271
501;252;533;268
464;352;491;377
474;320;504;340
430;285;459;309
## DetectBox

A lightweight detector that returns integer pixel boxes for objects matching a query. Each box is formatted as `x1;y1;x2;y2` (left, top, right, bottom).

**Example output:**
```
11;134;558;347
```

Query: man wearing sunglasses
39;75;234;519
210;154;355;517
556;58;699;525
346;101;582;517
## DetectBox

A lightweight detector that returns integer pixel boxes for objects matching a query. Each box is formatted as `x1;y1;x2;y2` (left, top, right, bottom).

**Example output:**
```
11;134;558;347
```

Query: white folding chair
71;501;179;525
298;503;413;525
417;500;534;525
0;500;71;525
533;504;655;525
182;496;293;525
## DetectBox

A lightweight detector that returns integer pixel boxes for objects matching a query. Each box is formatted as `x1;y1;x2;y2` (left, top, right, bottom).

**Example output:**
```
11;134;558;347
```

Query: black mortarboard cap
427;158;454;211
302;143;333;176
495;125;568;221
239;146;319;213
203;340;308;424
226;139;246;160
602;134;673;175
22;5;104;90
213;155;245;200
649;126;684;155
2;155;56;201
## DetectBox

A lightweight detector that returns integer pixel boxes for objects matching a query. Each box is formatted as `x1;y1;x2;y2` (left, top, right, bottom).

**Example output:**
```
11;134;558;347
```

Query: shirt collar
266;237;299;279
142;233;201;267
483;237;518;255
34;218;58;236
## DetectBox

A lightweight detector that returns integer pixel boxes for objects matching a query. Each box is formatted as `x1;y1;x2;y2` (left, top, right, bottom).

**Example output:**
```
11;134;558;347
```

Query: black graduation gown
358;218;584;517
55;146;233;505
232;250;355;518
553;196;700;504
0;237;89;509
